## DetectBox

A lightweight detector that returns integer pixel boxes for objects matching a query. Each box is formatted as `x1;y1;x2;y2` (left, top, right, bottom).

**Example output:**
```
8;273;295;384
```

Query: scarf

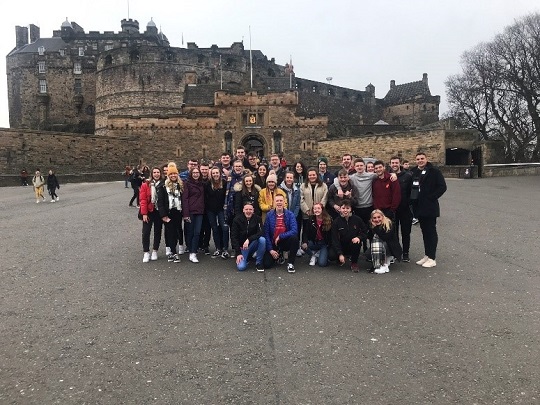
224;170;244;220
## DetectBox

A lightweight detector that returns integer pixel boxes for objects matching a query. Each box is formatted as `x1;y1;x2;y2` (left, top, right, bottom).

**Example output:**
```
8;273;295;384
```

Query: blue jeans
306;240;329;267
184;214;203;253
207;210;229;251
237;236;266;271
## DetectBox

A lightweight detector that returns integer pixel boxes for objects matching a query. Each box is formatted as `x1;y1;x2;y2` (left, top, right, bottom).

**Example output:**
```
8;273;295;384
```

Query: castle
6;17;443;165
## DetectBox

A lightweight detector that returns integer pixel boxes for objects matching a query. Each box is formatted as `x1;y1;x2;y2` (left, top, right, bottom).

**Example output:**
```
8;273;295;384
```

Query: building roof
383;79;431;104
8;37;67;56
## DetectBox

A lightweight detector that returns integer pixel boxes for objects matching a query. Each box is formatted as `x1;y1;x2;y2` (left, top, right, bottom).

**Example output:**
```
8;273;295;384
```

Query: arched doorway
242;134;266;159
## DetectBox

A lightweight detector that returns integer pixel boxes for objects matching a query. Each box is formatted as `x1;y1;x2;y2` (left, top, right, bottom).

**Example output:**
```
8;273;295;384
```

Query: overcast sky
2;0;539;129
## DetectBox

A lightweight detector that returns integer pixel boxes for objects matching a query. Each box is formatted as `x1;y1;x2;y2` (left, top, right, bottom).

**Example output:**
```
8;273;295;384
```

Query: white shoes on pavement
142;252;150;263
416;255;429;265
189;253;199;263
422;258;437;268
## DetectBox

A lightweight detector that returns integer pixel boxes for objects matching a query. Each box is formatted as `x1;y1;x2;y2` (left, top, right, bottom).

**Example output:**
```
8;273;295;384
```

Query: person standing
390;156;413;262
254;164;268;189
20;168;29;186
129;166;143;208
280;171;302;256
317;157;335;188
333;153;355;177
258;173;287;223
372;160;401;221
410;152;447;268
300;167;328;224
205;167;229;258
182;167;205;263
268;154;285;184
263;194;299;273
198;161;212;255
231;202;266;272
140;167;164;262
157;164;184;263
327;169;358;219
46;169;60;202
32;170;46;203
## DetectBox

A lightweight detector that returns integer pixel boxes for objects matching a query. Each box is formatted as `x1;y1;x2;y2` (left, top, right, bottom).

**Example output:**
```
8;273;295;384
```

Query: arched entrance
242;134;266;159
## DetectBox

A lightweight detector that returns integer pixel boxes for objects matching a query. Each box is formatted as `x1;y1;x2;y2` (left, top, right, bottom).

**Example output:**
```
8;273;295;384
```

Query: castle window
74;79;82;94
104;55;113;67
273;130;282;154
312;85;317;93
79;47;84;56
73;62;82;74
267;68;276;77
59;49;65;56
295;81;301;90
39;79;47;93
38;46;45;55
328;88;335;96
224;131;233;154
104;44;113;51
130;50;140;62
197;54;205;63
38;61;46;73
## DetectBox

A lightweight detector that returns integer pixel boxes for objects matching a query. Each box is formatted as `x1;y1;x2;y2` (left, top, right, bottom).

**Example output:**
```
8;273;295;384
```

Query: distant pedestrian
32;170;46;203
20;168;29;186
123;166;131;188
129;166;143;207
46;169;60;202
410;152;447;268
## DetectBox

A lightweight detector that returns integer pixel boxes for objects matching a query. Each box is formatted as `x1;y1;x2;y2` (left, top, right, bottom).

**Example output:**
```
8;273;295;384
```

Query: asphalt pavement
1;176;539;404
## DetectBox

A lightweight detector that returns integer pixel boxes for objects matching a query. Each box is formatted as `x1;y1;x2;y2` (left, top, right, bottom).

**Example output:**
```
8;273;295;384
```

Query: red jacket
372;172;401;212
139;181;155;215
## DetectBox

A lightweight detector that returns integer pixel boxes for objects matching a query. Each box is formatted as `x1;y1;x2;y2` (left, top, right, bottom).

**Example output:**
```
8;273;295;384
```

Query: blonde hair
370;209;392;232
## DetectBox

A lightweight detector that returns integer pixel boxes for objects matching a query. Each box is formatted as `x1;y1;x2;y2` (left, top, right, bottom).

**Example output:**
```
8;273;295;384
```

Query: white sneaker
50;199;55;203
296;248;304;257
150;250;158;261
178;245;186;255
56;196;59;201
165;247;172;256
142;252;150;263
309;255;317;266
189;253;199;263
416;255;429;265
374;265;390;274
422;258;437;268
36;199;40;204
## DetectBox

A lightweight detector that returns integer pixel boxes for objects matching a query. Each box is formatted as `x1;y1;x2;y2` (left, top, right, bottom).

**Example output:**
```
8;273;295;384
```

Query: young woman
368;209;403;274
205;167;229;258
157;164;184;263
32;170;46;203
293;161;307;189
234;173;261;217
254;164;268;189
182;167;205;263
301;203;332;267
139;167;164;263
300;167;328;220
46;169;60;202
258;173;287;223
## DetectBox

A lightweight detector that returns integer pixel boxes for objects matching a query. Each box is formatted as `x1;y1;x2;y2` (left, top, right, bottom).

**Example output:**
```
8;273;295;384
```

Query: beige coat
300;183;328;219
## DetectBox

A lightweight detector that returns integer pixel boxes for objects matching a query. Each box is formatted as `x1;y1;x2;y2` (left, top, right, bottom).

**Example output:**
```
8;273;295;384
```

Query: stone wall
0;127;140;186
317;128;446;166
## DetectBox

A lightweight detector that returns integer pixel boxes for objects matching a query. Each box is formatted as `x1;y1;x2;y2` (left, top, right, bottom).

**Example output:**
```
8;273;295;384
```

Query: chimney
15;25;29;49
422;73;428;85
390;80;395;89
29;24;40;43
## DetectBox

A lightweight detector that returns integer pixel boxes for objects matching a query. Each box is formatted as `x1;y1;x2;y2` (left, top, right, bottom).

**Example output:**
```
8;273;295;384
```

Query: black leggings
164;209;183;253
142;210;163;252
129;186;140;206
48;187;58;200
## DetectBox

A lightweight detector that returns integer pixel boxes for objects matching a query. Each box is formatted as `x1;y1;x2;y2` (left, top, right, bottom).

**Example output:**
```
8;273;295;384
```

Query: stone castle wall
318;129;447;165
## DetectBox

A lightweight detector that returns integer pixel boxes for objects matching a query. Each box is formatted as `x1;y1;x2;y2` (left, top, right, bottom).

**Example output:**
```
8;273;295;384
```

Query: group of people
30;169;60;203
134;146;447;274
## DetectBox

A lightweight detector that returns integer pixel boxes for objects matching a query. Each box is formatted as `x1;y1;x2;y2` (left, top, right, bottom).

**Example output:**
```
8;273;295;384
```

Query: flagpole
289;55;292;89
249;26;253;89
220;55;223;90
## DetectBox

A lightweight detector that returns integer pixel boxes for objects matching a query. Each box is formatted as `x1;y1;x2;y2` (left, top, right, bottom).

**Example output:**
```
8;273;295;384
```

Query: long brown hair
313;203;332;231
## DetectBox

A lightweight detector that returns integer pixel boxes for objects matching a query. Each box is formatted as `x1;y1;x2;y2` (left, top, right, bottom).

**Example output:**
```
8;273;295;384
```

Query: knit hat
318;157;328;165
167;163;179;175
266;173;277;183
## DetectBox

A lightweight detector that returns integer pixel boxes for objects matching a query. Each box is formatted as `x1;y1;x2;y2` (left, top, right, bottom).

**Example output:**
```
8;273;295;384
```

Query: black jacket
204;180;227;213
331;214;368;255
157;181;182;218
396;170;413;211
230;213;264;256
302;215;332;245
410;162;447;218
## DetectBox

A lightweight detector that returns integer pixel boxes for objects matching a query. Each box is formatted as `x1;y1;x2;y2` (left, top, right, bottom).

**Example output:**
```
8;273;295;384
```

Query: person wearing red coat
139;167;164;263
372;160;401;221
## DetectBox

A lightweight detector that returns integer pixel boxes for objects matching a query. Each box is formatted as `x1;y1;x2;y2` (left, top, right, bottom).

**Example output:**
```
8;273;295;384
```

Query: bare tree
445;13;540;162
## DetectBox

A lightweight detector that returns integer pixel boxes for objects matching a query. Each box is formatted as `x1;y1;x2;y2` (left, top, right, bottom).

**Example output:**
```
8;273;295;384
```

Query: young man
235;145;251;169
180;158;199;181
410;153;447;268
279;171;302;255
329;200;368;272
246;152;259;172
318;157;335;188
263;194;299;273
390;156;413;262
327;169;358;219
231;202;266;272
198;161;212;255
268;153;285;184
334;153;355;177
372;160;401;221
216;153;232;179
